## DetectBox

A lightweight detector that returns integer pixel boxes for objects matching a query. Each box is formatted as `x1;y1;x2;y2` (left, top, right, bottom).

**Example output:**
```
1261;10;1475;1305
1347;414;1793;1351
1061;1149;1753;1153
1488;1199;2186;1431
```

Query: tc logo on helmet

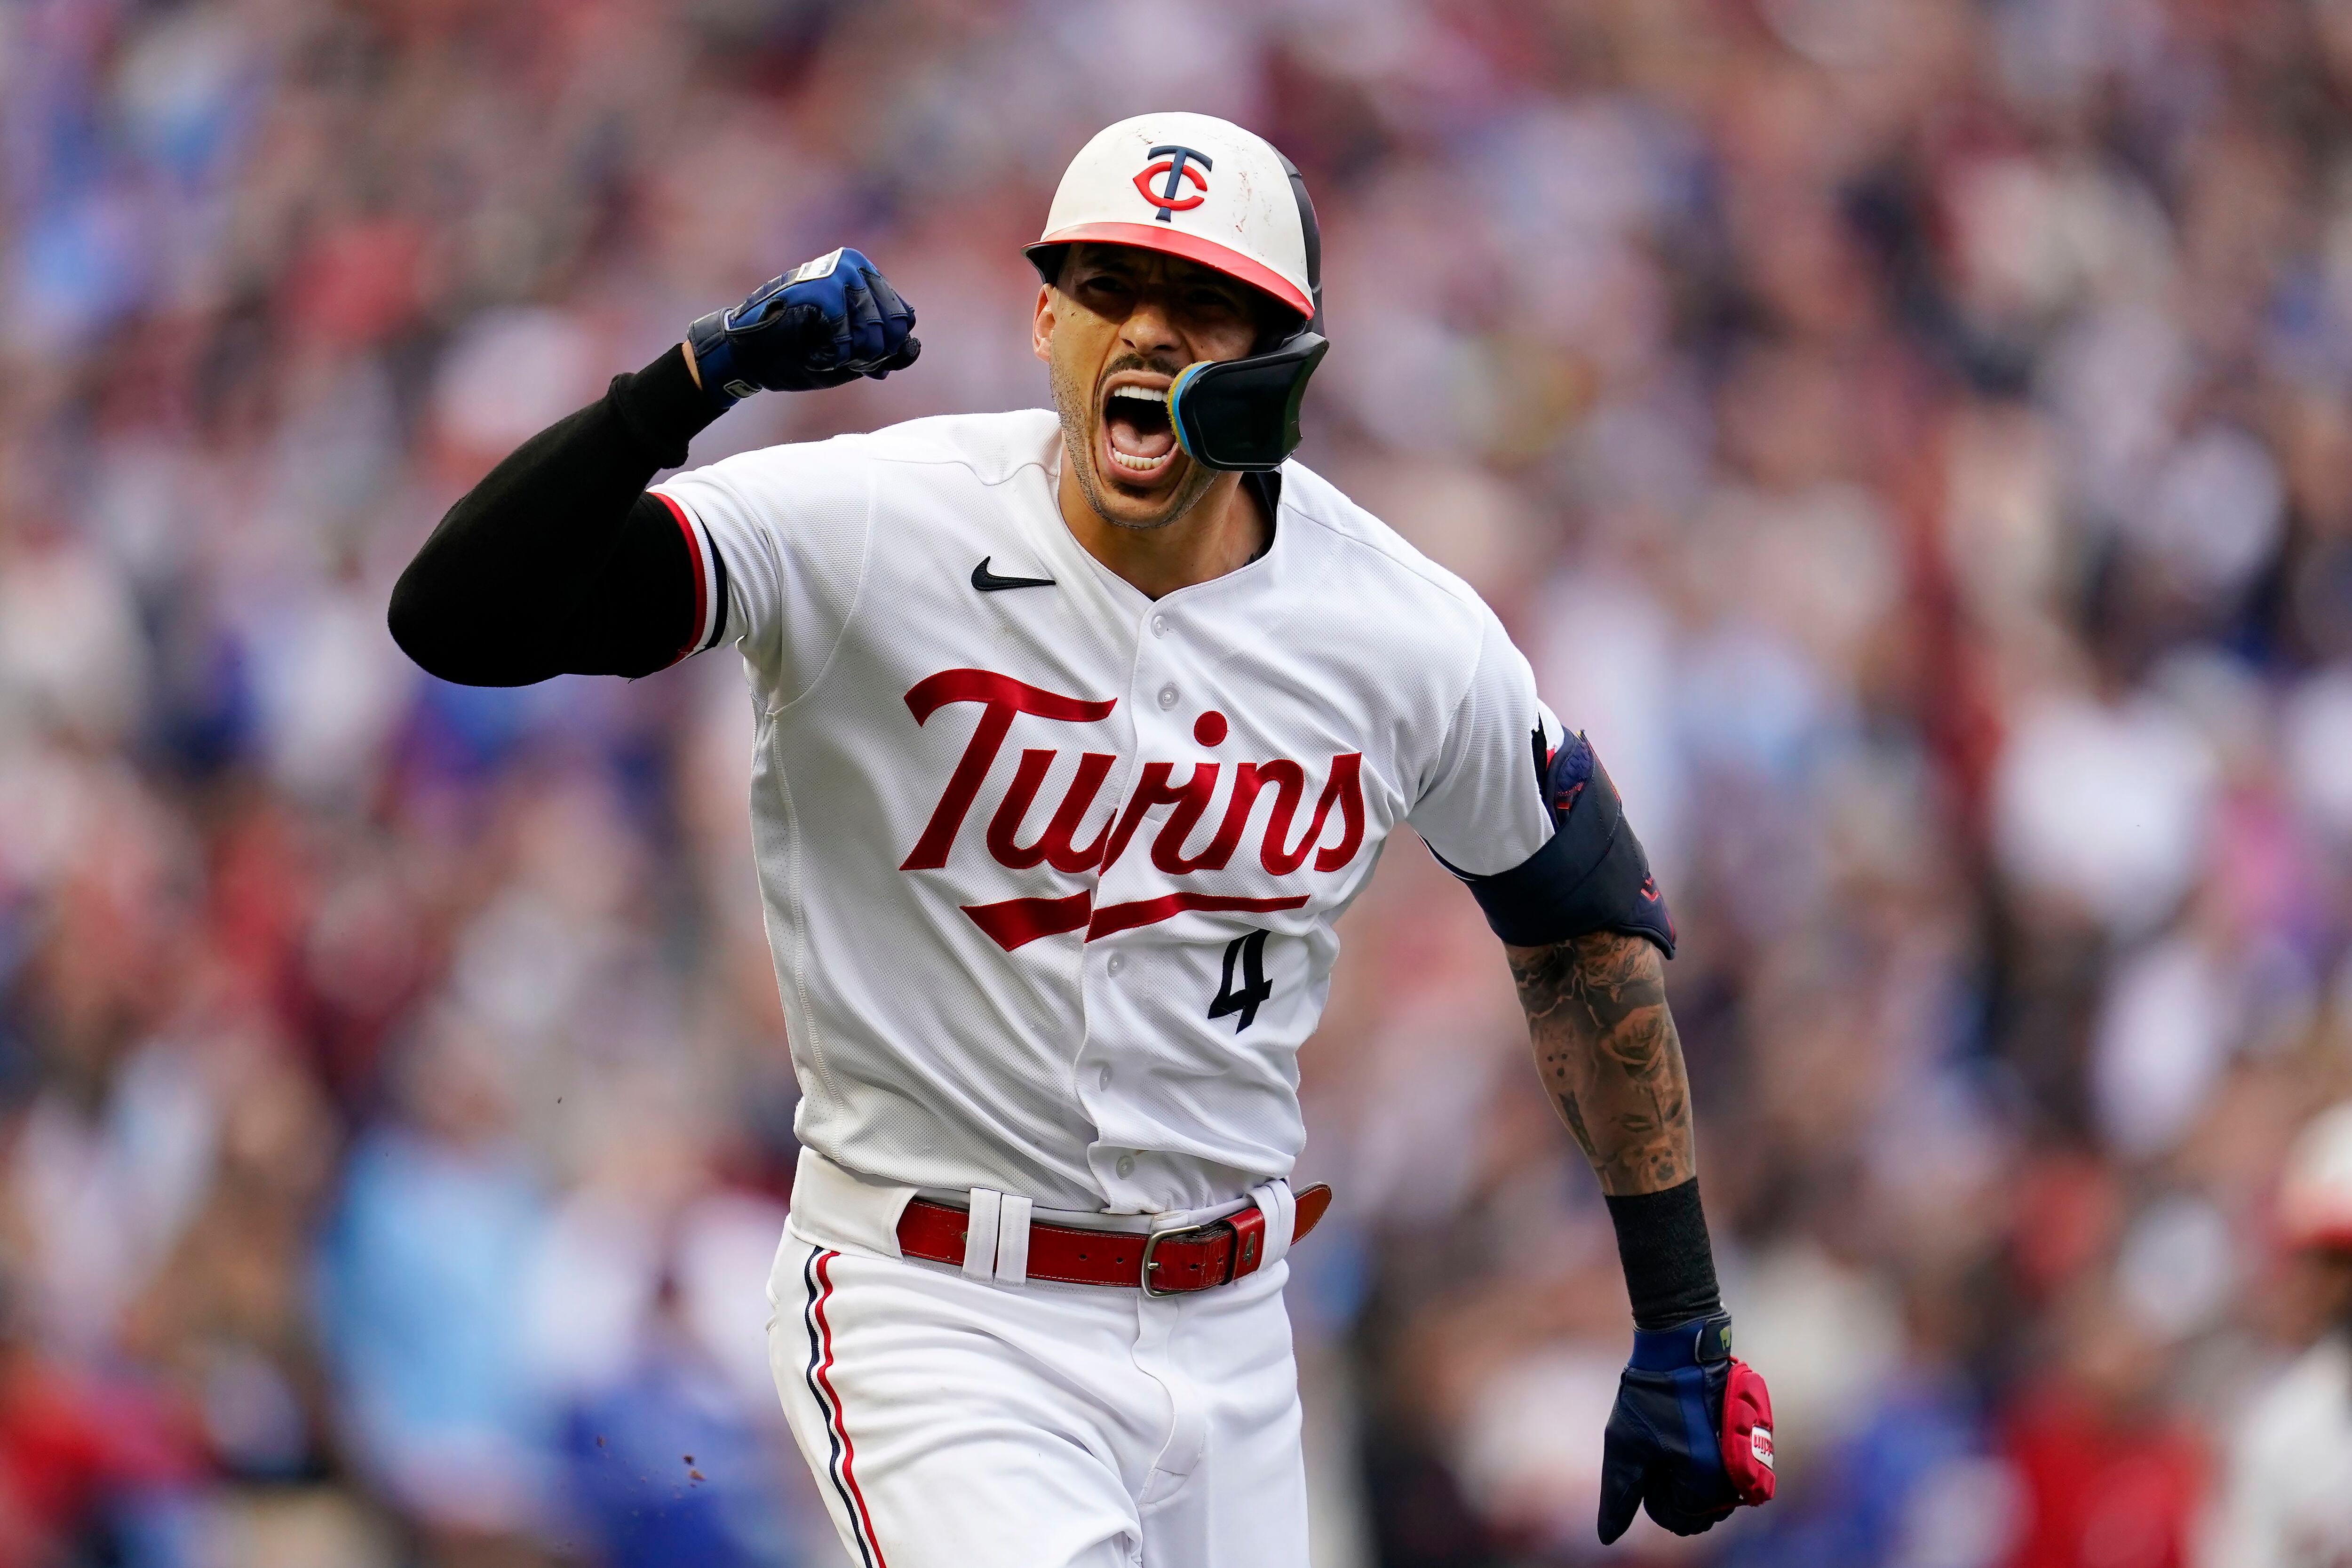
1132;144;1213;223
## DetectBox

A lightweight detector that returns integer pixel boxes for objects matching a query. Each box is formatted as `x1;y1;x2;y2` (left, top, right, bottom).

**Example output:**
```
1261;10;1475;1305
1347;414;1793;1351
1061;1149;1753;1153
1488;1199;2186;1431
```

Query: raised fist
1598;1313;1776;1543
686;247;920;408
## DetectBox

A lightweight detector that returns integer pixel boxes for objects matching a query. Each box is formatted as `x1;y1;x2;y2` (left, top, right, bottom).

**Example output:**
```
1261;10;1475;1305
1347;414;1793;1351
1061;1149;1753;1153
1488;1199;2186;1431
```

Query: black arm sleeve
388;344;723;685
1445;733;1677;957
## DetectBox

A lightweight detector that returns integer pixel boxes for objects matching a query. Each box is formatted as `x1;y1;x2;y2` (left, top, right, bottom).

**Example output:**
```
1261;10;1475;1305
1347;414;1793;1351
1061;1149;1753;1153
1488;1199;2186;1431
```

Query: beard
1049;349;1219;533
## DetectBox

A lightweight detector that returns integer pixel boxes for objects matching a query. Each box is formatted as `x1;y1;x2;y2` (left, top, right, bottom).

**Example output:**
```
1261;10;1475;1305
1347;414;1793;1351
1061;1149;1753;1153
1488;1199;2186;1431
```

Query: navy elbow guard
1459;732;1676;955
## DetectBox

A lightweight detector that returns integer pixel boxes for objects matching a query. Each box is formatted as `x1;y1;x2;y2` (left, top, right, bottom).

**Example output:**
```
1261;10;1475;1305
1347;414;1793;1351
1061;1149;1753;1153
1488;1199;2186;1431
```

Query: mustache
1096;352;1187;393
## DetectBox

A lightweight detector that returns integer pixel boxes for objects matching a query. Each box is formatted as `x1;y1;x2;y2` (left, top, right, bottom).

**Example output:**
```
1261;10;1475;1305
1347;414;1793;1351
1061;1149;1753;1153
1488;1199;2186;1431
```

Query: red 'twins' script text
895;669;1365;949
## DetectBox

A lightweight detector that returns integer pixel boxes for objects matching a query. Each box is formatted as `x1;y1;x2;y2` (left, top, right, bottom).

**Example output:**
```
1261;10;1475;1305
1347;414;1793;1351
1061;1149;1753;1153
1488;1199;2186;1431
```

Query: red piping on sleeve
652;490;708;665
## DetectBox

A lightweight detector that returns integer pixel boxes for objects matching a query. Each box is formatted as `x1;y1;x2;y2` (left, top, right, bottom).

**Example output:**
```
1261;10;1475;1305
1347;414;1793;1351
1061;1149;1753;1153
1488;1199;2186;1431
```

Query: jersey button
1116;1154;1136;1179
1151;614;1169;637
1097;1063;1114;1090
1157;685;1178;710
1106;953;1126;976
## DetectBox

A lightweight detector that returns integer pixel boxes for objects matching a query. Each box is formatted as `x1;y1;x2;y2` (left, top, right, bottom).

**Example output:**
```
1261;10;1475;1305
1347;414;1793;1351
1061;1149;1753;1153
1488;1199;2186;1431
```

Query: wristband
1629;1312;1734;1370
1605;1178;1723;1331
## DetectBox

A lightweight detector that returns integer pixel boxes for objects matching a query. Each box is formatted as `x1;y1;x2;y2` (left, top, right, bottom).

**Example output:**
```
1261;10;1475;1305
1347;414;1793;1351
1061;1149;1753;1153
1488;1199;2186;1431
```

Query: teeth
1104;384;1175;475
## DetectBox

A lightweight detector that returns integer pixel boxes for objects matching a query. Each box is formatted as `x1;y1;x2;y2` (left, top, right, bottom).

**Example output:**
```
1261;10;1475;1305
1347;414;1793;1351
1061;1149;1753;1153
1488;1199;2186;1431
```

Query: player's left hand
1597;1313;1775;1544
686;247;920;408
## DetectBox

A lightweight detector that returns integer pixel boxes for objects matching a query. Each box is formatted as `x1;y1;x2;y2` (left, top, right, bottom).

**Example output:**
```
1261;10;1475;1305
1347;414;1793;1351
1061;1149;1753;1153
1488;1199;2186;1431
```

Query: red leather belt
896;1184;1332;1296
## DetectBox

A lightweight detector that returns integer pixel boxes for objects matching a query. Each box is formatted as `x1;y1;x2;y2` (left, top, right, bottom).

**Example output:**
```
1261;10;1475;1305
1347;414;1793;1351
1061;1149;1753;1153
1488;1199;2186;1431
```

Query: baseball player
2201;1101;2352;1568
389;113;1773;1566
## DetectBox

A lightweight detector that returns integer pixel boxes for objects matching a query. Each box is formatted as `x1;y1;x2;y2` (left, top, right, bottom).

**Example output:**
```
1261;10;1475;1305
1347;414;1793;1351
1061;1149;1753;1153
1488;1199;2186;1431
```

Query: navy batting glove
1597;1313;1776;1544
686;247;920;410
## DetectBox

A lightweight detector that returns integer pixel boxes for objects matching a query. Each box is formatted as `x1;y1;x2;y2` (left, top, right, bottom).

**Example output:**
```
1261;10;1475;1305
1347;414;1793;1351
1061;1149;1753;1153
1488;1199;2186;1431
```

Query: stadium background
4;0;2350;1564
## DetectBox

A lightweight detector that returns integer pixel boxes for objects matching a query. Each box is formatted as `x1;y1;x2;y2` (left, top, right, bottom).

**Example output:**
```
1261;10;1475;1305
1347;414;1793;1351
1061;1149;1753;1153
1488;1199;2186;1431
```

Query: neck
1057;456;1267;600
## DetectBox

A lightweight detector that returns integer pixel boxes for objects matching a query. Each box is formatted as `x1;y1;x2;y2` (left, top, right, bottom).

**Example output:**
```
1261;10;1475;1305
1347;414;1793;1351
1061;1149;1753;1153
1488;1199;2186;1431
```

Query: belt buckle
1139;1218;1227;1298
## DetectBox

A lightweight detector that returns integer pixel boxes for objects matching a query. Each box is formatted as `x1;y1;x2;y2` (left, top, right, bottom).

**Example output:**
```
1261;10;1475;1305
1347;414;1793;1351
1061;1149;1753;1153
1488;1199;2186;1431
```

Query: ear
1032;284;1056;366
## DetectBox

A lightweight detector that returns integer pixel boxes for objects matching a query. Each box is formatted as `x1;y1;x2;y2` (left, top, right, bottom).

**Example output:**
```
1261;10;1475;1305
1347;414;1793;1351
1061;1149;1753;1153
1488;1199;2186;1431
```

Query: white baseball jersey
653;408;1559;1214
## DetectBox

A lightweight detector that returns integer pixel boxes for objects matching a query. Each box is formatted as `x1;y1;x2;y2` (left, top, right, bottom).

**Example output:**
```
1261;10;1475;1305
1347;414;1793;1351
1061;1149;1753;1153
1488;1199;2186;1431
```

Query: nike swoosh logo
971;557;1057;593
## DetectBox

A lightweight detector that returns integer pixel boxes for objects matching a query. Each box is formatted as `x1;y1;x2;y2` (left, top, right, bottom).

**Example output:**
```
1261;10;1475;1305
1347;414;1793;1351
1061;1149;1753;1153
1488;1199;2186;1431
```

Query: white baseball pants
763;1203;1309;1567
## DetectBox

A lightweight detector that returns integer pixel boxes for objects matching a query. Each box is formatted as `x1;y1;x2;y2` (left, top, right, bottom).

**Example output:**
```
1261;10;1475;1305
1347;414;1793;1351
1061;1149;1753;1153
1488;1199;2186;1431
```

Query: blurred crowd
8;0;2352;1565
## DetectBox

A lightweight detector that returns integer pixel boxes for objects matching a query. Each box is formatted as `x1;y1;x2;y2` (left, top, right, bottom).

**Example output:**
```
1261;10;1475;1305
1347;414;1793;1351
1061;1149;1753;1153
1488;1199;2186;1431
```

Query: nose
1120;288;1184;360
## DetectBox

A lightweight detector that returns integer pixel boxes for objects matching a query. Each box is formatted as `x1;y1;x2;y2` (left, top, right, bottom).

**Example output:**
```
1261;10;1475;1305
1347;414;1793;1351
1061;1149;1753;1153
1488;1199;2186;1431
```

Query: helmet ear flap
1169;333;1328;471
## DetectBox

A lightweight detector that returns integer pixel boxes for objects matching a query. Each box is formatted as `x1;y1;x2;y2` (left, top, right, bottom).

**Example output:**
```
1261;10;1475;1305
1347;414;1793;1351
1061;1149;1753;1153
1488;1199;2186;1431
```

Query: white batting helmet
2280;1099;2352;1251
1025;112;1317;321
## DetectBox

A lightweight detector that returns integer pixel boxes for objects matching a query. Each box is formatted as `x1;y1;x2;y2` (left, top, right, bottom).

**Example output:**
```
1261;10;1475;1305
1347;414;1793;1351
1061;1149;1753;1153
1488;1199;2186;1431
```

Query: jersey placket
1080;592;1218;1209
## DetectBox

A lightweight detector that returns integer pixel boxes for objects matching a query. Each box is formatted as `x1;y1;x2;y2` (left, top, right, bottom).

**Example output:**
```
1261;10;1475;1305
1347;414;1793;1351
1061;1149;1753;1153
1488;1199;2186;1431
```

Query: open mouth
1101;379;1179;481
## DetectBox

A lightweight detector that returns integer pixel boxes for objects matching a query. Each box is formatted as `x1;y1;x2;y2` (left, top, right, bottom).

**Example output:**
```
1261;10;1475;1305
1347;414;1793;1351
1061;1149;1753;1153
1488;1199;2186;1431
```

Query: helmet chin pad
1168;332;1328;472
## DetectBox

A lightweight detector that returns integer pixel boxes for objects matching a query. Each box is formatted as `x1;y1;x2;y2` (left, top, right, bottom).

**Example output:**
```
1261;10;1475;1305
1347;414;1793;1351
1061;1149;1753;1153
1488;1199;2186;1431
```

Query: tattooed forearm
1508;931;1693;1195
1554;1088;1601;1162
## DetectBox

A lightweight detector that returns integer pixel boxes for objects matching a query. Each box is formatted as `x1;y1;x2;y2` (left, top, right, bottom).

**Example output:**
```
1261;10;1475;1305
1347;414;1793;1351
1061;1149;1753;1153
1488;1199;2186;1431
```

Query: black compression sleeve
388;344;723;685
1605;1178;1724;1331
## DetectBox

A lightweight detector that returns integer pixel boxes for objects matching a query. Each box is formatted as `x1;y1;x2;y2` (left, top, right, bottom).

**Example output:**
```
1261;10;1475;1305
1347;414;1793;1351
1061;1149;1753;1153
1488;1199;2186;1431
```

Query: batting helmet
1026;112;1327;472
2280;1099;2352;1251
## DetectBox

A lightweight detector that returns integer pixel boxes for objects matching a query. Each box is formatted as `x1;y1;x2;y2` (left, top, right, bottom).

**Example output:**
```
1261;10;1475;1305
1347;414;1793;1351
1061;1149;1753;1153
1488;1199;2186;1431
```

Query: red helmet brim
1024;223;1314;320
